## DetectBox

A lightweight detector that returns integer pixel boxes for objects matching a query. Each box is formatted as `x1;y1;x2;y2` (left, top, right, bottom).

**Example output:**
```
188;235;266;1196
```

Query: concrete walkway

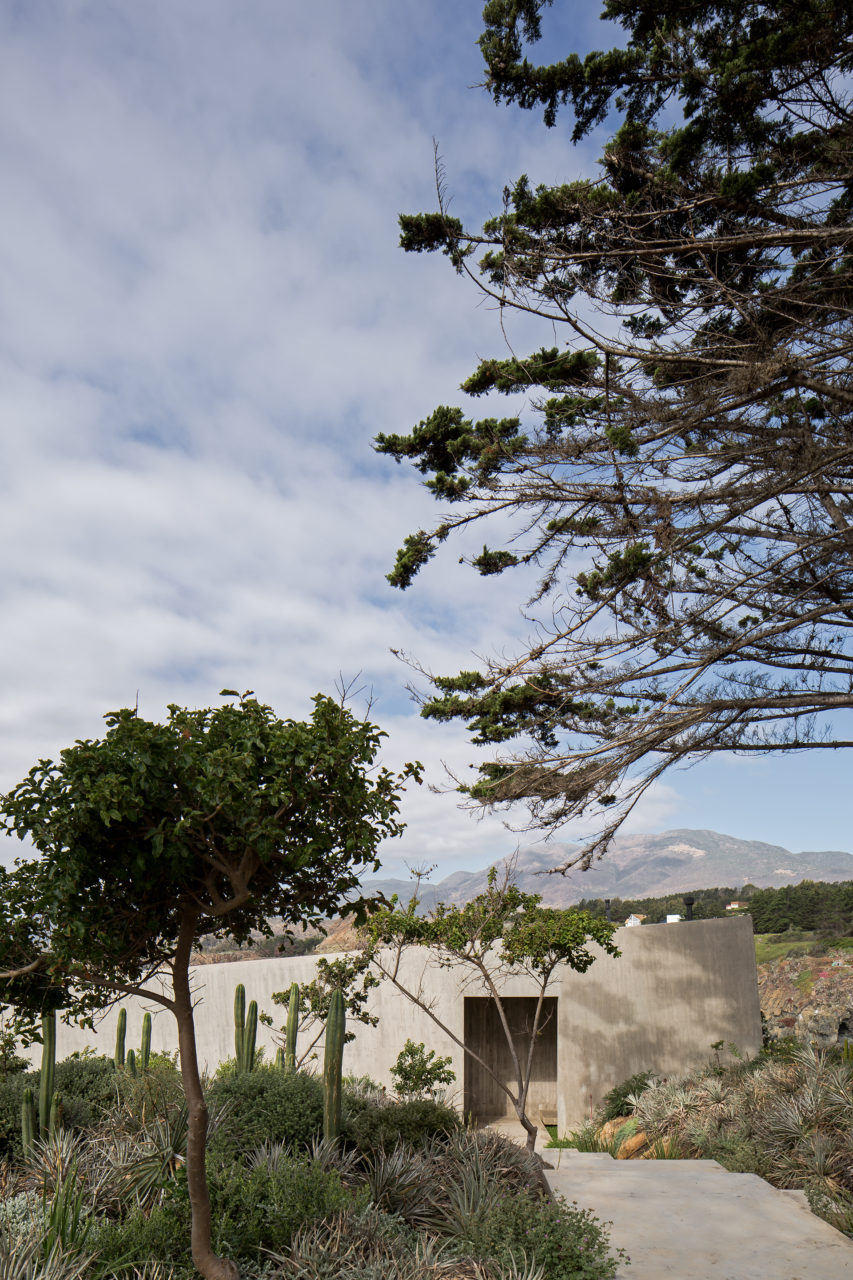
544;1150;853;1279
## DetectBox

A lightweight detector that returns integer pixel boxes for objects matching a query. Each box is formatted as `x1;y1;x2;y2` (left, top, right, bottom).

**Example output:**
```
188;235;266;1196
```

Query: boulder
598;1116;634;1145
616;1130;650;1159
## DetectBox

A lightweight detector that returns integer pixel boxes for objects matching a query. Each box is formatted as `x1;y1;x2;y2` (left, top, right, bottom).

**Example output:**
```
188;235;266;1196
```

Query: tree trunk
515;1099;538;1152
173;908;240;1280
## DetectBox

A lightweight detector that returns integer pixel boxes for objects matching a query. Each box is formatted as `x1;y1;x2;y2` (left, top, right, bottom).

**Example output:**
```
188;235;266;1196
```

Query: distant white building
666;914;683;924
625;913;647;927
726;901;748;911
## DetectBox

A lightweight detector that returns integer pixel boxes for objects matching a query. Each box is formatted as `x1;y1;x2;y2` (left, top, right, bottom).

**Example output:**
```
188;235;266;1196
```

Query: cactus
126;1049;138;1077
39;1012;56;1139
234;984;246;1066
275;1047;284;1069
48;1091;62;1137
844;1039;853;1063
234;985;258;1072
284;982;299;1071
21;1088;35;1157
115;1007;127;1069
140;1011;152;1071
241;1001;258;1073
323;989;345;1142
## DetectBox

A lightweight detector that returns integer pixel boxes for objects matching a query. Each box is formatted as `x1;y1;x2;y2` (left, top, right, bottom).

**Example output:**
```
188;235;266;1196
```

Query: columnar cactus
126;1049;138;1077
234;984;246;1066
323;989;345;1141
241;1001;258;1073
115;1007;127;1069
275;1047;285;1069
48;1091;61;1137
234;984;258;1072
38;1012;56;1139
284;982;300;1071
21;1088;35;1157
140;1011;152;1071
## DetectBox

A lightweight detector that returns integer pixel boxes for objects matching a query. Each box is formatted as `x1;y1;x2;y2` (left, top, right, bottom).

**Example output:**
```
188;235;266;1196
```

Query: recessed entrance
463;996;557;1123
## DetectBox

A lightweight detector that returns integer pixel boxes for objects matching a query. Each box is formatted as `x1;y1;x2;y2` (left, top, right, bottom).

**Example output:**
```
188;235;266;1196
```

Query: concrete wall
554;916;762;1128
28;916;761;1129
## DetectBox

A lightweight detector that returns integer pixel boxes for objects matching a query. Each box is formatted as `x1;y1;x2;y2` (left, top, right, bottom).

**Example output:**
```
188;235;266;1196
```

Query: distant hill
363;829;853;910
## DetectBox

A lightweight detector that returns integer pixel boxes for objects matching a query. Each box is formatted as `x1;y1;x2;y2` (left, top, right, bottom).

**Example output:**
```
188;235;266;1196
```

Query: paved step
543;1154;853;1279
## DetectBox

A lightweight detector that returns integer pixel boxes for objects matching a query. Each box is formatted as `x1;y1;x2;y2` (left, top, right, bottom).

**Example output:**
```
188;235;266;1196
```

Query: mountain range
363;829;853;911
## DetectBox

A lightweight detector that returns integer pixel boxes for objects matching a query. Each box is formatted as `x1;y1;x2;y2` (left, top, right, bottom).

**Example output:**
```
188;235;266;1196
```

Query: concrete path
543;1150;853;1279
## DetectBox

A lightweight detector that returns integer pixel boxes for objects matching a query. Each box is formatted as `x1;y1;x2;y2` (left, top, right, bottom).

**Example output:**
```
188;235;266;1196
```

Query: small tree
0;691;419;1280
265;951;380;1068
366;867;619;1150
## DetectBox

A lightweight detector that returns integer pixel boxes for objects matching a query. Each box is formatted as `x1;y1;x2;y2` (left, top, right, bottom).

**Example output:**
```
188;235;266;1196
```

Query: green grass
751;933;853;964
795;969;816;994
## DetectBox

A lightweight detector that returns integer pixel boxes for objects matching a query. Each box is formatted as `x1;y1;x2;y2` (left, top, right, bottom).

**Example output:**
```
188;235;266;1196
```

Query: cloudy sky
0;0;848;883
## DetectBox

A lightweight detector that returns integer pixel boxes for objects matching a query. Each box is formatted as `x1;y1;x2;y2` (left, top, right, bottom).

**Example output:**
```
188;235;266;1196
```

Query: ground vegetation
0;1046;623;1280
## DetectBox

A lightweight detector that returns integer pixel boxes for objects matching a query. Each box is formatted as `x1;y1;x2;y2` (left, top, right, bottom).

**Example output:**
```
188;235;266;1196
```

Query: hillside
364;829;853;910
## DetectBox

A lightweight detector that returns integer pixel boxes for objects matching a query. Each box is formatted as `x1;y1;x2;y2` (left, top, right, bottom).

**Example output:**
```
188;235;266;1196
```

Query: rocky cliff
759;953;853;1046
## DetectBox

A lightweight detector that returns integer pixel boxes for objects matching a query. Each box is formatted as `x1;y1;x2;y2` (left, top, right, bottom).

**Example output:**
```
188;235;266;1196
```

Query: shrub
92;1156;353;1273
599;1071;655;1122
112;1052;184;1126
0;1190;41;1248
53;1055;117;1129
389;1040;455;1099
206;1065;324;1162
460;1188;625;1280
347;1098;460;1151
0;1056;117;1163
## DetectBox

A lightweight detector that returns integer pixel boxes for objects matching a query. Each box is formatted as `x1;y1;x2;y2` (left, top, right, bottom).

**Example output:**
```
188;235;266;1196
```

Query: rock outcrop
758;953;853;1046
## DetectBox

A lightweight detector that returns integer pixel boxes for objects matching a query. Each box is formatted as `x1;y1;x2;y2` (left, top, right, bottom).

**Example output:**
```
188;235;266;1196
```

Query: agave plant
361;1145;433;1227
420;1160;506;1240
0;1235;95;1280
426;1129;540;1196
307;1134;361;1181
22;1131;83;1196
271;1202;541;1280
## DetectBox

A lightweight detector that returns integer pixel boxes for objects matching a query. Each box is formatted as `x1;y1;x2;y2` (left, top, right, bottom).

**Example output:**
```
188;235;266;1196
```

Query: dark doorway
463;996;557;1122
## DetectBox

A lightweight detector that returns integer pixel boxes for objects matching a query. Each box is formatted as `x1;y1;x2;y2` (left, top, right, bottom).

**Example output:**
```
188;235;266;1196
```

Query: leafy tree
0;692;418;1280
365;867;619;1150
377;0;853;866
265;952;380;1068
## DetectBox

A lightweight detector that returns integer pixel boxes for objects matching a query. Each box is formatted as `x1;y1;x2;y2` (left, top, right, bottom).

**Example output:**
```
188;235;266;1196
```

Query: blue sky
0;1;849;881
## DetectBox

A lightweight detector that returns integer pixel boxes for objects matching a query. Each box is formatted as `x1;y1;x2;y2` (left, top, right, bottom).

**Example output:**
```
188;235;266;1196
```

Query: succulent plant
323;989;345;1141
234;984;258;1072
39;1012;57;1139
114;1007;127;1069
140;1011;152;1071
285;981;300;1071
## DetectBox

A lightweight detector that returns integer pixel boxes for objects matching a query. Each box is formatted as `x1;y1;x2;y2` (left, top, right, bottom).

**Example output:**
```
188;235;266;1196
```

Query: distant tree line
576;881;853;936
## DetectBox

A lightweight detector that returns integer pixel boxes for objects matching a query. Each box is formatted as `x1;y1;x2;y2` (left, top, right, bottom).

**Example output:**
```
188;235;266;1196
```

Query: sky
0;0;849;884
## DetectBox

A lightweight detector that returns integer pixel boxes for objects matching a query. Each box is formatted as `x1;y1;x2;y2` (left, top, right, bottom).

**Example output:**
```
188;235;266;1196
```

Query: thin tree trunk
173;907;240;1280
474;964;538;1152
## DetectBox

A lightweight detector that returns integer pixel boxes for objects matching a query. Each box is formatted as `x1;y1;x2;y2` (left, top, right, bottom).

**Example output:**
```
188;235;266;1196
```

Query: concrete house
41;915;761;1133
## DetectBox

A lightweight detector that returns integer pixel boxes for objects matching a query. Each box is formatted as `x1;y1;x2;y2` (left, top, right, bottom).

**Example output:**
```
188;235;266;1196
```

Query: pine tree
378;1;853;867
